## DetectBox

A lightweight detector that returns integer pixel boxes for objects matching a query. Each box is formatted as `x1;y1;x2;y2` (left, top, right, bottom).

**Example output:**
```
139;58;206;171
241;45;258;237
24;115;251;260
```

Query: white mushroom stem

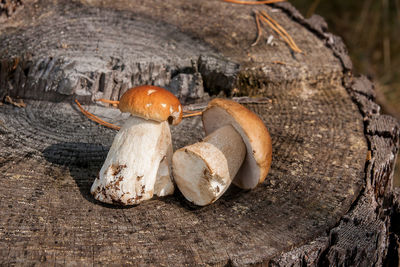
90;116;174;205
172;125;246;206
154;144;174;196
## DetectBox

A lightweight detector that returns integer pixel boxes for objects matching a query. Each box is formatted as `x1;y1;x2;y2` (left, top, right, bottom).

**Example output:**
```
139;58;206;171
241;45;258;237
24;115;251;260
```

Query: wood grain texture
0;0;342;103
0;0;398;266
0;91;366;265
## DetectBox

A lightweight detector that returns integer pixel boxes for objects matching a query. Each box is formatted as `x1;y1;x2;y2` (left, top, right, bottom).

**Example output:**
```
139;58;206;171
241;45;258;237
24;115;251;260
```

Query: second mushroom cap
203;98;272;189
172;98;272;206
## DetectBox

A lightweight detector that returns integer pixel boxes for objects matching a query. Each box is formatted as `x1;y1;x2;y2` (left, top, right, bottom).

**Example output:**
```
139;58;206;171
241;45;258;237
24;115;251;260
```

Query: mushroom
172;98;272;206
91;85;182;205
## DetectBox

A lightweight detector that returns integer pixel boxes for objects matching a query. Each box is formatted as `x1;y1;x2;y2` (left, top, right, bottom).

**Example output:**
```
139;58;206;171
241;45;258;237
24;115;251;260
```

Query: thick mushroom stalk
90;85;182;205
173;125;246;206
154;144;174;196
90;116;174;205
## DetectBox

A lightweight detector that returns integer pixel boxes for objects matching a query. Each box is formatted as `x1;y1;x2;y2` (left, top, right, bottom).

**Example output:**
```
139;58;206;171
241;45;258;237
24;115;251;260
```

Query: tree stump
0;0;399;265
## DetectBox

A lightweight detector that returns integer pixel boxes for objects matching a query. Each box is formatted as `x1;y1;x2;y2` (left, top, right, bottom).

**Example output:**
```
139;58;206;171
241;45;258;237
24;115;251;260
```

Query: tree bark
0;0;399;265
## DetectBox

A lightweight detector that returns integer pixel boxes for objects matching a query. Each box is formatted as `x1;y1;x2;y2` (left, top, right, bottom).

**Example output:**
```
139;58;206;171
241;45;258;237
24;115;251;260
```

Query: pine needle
5;95;26;108
76;98;203;130
252;11;263;46
258;10;302;53
96;98;120;105
75;99;121;130
223;0;285;5
182;111;203;118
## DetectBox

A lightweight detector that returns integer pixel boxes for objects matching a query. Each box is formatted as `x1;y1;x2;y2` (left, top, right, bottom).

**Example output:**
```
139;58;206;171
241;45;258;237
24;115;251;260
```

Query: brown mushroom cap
119;85;183;125
202;98;272;189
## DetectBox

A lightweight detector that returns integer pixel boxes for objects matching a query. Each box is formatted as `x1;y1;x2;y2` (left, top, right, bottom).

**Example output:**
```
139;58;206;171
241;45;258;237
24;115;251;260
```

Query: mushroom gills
173;124;246;206
90;116;174;205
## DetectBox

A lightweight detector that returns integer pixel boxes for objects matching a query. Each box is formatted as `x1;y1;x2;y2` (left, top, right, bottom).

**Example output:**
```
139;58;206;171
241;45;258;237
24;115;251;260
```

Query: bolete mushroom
172;98;272;206
91;85;182;205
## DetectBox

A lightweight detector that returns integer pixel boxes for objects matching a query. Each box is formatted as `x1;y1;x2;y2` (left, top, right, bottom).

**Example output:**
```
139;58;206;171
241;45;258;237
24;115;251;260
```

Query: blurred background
291;0;400;186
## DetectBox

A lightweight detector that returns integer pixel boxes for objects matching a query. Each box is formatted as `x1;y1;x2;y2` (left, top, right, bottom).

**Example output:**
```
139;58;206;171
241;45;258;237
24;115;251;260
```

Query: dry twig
182;111;203;118
252;11;263;46
75;99;121;130
222;0;285;5
222;0;301;53
5;96;26;108
257;10;302;53
75;99;203;130
263;11;301;52
272;60;286;65
96;98;120;106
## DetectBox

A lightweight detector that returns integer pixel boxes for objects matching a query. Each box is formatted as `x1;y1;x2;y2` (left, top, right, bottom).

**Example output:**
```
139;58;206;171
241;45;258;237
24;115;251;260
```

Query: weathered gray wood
0;0;399;266
0;0;343;103
266;14;400;266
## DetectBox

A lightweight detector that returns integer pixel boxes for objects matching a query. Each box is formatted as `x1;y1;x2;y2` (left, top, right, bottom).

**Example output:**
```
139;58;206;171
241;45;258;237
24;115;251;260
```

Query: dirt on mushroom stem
91;116;174;205
90;85;184;205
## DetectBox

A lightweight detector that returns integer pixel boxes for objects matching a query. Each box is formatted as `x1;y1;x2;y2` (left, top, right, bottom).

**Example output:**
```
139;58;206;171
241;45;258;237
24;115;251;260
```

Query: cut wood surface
0;0;399;266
